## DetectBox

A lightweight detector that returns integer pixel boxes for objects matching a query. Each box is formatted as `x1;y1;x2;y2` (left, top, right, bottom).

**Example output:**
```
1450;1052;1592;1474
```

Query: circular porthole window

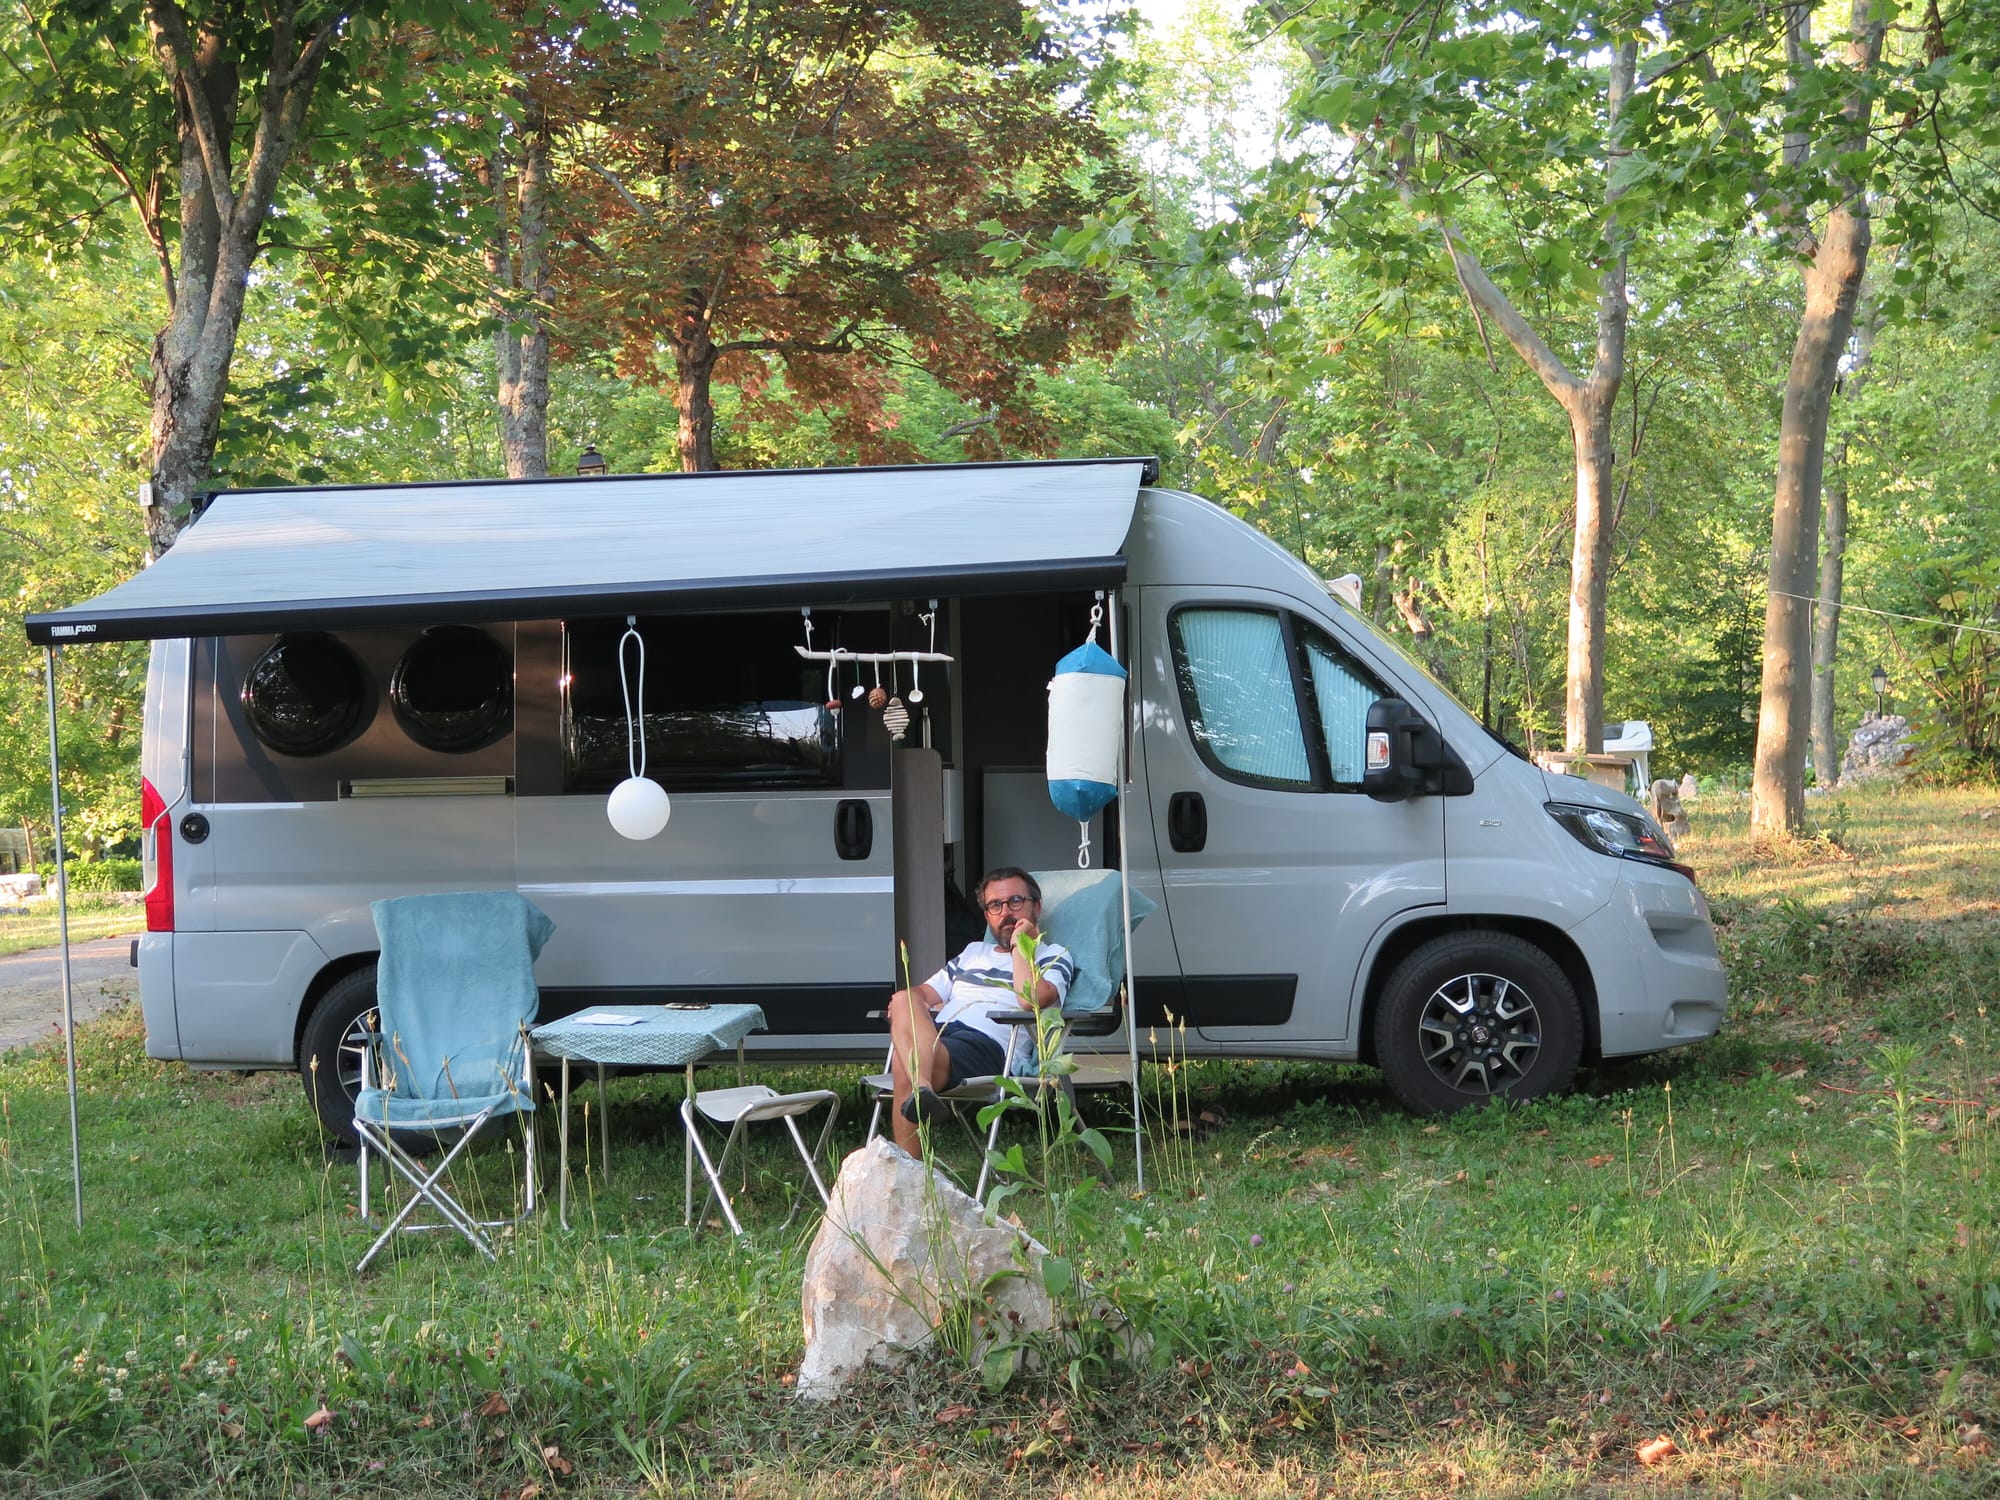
241;633;372;757
391;626;513;753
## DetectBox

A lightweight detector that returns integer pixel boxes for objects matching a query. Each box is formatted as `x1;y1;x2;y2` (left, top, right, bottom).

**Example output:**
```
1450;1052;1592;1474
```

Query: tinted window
241;633;371;757
562;612;844;791
1169;608;1311;789
1300;622;1383;786
391;627;514;752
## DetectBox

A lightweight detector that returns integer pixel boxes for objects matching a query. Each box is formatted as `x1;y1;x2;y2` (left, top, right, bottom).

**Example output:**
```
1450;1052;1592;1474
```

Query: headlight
1546;802;1693;880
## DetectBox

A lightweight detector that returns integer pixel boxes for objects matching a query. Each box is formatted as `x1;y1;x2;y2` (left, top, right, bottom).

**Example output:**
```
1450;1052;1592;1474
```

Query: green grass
0;896;143;957
2;786;1998;1496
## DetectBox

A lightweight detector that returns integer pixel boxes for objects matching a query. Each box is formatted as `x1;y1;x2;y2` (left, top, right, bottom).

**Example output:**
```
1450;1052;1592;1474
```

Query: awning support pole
43;646;82;1227
1107;592;1144;1193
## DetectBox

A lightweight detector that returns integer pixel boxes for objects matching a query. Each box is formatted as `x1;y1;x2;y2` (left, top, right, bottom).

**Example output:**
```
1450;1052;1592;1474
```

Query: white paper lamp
607;775;671;840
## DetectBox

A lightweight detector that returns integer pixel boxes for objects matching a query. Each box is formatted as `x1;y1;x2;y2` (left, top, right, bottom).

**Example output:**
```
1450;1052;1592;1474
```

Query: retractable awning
26;458;1153;645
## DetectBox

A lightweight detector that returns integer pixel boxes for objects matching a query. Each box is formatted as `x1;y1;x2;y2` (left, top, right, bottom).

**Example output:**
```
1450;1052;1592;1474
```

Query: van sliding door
518;610;895;1041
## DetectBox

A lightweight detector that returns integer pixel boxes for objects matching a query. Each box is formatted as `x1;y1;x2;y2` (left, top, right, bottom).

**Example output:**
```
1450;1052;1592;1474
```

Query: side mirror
1364;698;1441;802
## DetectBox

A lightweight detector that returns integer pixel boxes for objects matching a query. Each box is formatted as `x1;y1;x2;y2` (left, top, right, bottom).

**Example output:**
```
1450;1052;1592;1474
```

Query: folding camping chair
682;1084;841;1237
354;891;554;1272
865;868;1154;1197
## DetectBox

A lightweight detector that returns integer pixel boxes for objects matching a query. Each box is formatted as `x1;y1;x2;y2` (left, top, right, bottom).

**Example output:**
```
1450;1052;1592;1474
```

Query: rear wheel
297;966;377;1145
1374;932;1582;1115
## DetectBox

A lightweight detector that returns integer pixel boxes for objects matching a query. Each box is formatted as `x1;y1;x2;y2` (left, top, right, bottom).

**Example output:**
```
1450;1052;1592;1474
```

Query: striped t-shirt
923;940;1076;1053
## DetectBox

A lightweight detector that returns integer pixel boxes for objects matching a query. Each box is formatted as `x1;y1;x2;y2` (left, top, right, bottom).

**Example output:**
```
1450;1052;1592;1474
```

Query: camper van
65;459;1722;1137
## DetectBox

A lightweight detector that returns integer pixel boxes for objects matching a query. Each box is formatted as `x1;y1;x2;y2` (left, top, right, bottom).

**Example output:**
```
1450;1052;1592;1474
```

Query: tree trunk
145;5;235;555
675;342;720;471
1750;0;1883;834
1432;39;1632;757
1563;387;1618;754
1560;39;1633;757
141;1;338;554
488;103;551;480
1753;208;1872;832
1808;308;1876;790
1807;441;1849;787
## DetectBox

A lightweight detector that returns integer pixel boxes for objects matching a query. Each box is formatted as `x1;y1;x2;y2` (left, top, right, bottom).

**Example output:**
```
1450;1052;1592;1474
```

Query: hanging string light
607;616;671;840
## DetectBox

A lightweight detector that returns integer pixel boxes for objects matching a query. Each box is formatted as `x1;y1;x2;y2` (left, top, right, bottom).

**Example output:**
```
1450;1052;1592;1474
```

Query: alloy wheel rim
337;1017;370;1100
1416;971;1542;1095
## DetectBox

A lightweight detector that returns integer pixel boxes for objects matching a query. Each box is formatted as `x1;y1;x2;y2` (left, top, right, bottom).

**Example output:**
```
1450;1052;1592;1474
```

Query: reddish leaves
1635;1434;1680;1466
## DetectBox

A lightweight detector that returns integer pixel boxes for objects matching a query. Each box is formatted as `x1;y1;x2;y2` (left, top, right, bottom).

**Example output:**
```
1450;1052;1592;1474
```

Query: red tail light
141;776;174;933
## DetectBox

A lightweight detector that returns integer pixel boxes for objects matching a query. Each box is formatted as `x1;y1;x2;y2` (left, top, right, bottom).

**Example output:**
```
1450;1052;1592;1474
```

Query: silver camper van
73;459;1723;1136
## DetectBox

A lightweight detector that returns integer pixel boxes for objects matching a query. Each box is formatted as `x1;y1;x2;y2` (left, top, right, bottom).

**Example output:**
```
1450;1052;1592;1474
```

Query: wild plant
1147;1007;1201;1194
0;1100;110;1467
1874;1040;1922;1244
940;929;1163;1391
1943;1011;1998;1360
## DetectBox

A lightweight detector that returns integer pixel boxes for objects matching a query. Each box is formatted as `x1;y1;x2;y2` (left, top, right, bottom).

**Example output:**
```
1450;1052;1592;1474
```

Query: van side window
1168;608;1312;789
240;632;372;757
561;612;843;791
392;626;513;752
1298;621;1381;788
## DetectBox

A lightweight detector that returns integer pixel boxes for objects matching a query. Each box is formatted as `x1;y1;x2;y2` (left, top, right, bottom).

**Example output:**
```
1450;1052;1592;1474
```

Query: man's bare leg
887;988;952;1156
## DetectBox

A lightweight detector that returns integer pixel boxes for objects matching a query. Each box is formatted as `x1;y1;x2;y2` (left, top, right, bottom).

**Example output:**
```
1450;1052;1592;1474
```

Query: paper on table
568;1012;645;1026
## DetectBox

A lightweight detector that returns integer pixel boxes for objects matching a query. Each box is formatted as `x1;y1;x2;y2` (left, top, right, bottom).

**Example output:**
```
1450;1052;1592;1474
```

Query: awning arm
1108;589;1144;1194
44;647;83;1226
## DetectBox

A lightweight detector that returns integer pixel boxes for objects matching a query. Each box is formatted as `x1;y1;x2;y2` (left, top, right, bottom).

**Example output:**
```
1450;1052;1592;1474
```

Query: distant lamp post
576;444;608;478
1870;663;1889;716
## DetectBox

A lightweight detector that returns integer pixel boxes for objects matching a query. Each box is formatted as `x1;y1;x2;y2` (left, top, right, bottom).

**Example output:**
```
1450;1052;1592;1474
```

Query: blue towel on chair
1032;868;1157;1017
357;892;554;1130
1006;870;1156;1077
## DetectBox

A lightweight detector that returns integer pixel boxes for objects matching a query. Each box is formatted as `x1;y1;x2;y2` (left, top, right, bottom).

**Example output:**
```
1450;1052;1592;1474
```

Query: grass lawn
2;785;1998;1496
0;895;143;957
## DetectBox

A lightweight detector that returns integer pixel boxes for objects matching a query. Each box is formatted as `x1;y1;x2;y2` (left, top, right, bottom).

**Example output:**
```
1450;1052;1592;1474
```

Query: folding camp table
530;1002;766;1229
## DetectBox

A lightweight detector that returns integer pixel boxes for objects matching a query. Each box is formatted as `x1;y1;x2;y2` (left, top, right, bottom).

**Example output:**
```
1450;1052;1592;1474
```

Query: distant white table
530;1003;767;1229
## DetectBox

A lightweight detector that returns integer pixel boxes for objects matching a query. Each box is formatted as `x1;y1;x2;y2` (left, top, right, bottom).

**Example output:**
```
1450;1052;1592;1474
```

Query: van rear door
1138;588;1446;1044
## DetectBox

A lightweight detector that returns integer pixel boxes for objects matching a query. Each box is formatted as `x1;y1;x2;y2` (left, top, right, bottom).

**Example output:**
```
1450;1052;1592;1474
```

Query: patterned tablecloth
530;1003;767;1067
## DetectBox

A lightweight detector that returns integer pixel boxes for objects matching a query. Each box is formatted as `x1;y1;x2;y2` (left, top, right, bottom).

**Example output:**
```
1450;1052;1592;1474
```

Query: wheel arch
292;950;379;1071
1356;914;1600;1066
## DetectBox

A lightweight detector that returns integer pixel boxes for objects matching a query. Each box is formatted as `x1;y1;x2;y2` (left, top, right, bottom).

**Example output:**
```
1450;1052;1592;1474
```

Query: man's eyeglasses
982;894;1036;915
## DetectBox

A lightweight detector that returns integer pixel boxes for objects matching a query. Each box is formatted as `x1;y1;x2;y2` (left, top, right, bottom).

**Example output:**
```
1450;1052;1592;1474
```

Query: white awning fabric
26;459;1150;645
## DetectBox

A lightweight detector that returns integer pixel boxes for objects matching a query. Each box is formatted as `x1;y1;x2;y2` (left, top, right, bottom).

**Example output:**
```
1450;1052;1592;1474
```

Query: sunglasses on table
981;894;1038;915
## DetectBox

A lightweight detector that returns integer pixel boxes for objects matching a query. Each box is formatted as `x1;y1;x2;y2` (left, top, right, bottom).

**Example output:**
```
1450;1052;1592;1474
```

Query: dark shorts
937;1021;1007;1088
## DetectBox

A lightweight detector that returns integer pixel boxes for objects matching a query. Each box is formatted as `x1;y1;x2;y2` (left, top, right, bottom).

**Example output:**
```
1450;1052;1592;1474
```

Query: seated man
886;867;1076;1157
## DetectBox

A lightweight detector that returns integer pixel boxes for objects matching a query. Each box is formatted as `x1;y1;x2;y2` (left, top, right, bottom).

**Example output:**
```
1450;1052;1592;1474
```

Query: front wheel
1374;932;1582;1115
297;965;377;1145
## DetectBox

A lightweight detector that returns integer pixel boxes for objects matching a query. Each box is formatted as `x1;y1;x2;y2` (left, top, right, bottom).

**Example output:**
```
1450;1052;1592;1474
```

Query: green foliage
0;0;1997;869
35;859;141;893
0;251;149;849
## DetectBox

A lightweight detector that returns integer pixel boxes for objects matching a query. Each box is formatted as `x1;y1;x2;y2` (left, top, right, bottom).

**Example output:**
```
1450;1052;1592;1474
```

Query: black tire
297;965;378;1146
1374;932;1583;1115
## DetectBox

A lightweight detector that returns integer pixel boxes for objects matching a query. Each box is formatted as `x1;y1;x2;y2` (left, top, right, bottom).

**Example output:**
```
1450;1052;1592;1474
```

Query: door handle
1167;791;1206;853
834;799;873;861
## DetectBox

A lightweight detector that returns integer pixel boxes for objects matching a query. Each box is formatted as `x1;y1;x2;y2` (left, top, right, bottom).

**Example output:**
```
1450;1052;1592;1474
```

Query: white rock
1839;711;1915;783
796;1137;1054;1400
1678;773;1699;802
0;873;42;900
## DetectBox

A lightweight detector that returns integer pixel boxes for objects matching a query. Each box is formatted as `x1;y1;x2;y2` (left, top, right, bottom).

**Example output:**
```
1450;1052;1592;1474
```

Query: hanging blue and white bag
1046;624;1127;867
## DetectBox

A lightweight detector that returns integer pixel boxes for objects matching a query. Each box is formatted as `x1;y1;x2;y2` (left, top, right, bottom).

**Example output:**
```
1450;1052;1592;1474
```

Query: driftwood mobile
27;458;1724;1219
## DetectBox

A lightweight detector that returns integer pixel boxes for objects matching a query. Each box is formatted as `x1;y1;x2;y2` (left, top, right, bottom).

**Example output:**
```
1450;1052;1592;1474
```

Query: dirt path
0;935;142;1053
